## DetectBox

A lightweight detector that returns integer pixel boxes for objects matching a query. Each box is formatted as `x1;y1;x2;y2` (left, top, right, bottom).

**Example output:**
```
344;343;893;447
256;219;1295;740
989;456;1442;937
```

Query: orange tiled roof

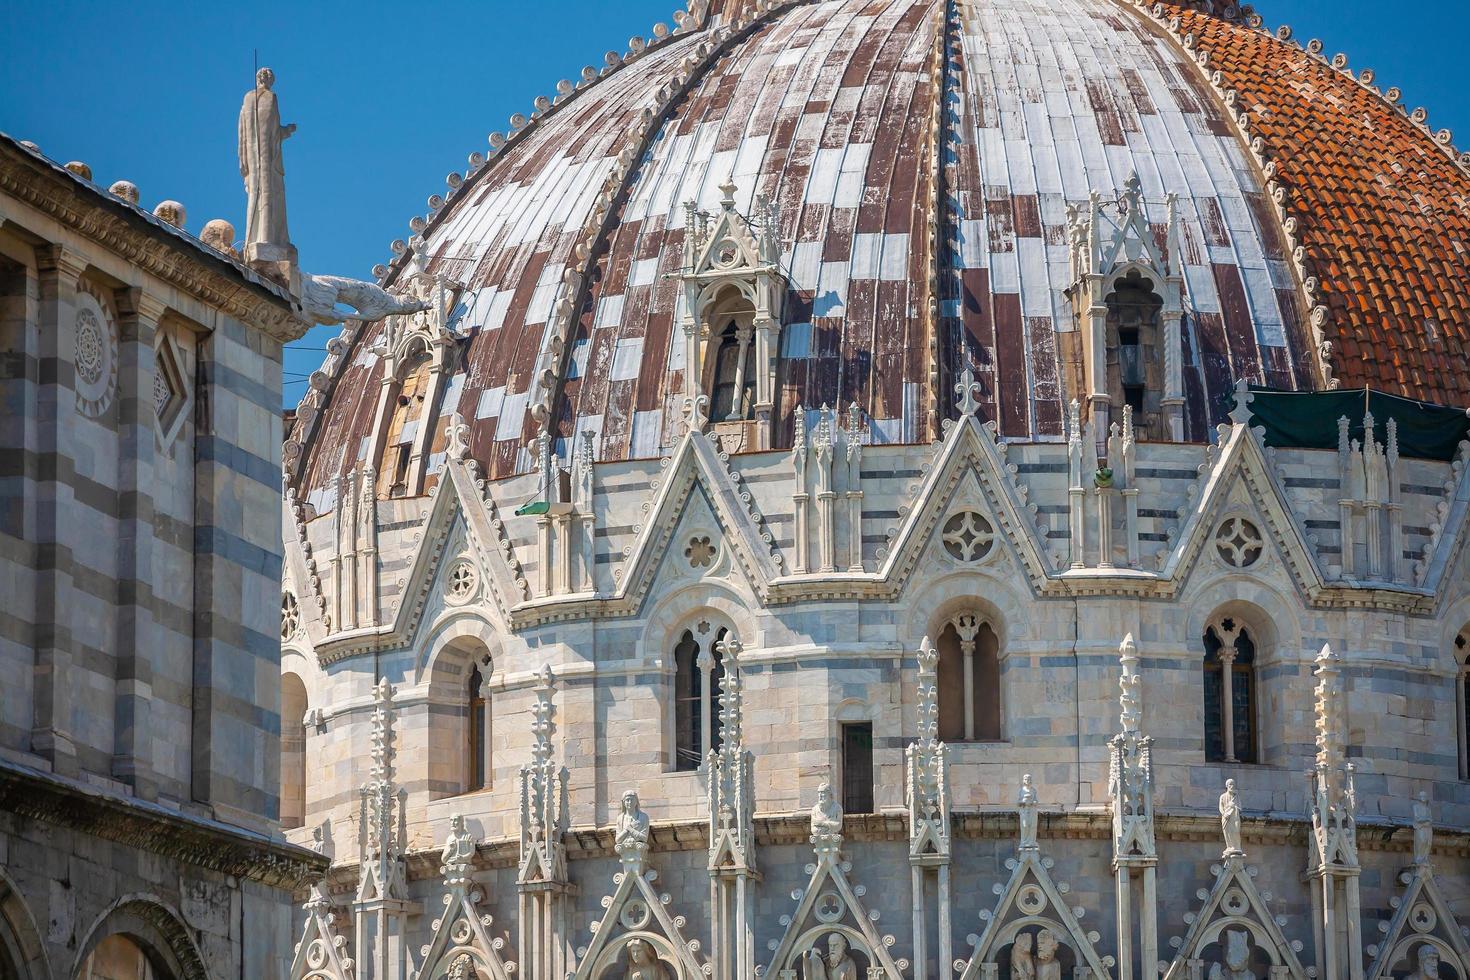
1161;3;1470;408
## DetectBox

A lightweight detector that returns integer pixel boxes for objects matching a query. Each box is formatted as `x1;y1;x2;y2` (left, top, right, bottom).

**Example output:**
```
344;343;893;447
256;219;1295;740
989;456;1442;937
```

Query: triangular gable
291;883;356;980
1162;854;1308;980
409;882;514;980
874;415;1053;591
609;431;782;608
1159;420;1324;601
1367;865;1470;980
570;854;706;980
958;848;1114;980
759;842;905;978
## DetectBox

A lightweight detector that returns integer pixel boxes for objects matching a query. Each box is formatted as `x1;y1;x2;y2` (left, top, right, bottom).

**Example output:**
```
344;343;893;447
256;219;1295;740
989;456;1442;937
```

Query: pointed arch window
378;346;433;498
1456;630;1469;780
467;664;490;792
1105;269;1163;421
934;615;1001;742
1204;621;1257;764
709;320;756;422
674;624;726;771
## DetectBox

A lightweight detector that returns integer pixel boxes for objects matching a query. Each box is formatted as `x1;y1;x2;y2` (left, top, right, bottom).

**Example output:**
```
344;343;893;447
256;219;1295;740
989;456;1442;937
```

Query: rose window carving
76;310;105;385
941;511;995;563
447;559;479;603
1214;517;1264;568
685;535;717;569
72;285;119;418
280;592;300;640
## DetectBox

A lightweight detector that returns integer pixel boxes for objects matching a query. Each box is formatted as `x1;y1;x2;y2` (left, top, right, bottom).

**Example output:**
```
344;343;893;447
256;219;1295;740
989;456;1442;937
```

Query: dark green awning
1244;387;1470;461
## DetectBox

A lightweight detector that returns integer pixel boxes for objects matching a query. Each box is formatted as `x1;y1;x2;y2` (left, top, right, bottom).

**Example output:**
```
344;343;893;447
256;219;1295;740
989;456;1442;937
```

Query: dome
290;0;1470;504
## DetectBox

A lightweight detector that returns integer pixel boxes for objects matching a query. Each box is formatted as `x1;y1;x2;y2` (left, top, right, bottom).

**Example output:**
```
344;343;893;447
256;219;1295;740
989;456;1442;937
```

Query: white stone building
0;134;325;977
279;2;1470;980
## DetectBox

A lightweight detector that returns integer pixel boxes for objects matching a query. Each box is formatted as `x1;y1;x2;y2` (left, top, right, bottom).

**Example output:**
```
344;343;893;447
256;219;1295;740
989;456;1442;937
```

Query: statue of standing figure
1018;774;1039;851
1220;779;1244;856
238;66;295;261
1412;791;1434;866
615;790;651;861
1011;931;1036;980
1034;928;1061;980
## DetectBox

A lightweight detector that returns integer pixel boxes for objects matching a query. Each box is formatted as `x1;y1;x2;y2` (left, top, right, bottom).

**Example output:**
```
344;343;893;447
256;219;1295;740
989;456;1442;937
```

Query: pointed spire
520;665;567;884
1118;633;1141;735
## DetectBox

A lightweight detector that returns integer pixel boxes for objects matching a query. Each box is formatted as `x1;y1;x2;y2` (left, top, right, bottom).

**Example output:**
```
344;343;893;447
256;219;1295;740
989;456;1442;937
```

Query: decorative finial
1118;633;1141;735
1228;377;1254;425
955;363;982;416
445;412;471;461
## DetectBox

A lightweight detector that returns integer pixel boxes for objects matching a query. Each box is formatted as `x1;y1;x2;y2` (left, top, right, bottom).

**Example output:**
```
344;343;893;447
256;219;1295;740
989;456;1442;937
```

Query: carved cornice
0;136;308;344
361;809;1470;887
0;758;326;891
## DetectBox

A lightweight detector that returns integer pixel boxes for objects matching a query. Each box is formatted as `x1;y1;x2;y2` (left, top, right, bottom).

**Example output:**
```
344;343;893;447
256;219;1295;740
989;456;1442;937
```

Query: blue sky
3;1;1464;405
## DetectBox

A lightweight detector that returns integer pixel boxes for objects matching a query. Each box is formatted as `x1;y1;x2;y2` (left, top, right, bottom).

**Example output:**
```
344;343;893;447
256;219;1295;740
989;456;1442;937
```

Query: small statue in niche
623;938;669;980
615;790;651;858
809;781;843;839
1220;779;1244;856
1406;944;1442;980
802;933;858;980
1034;929;1061;980
1413;791;1434;867
1017;773;1039;851
1207;929;1256;980
1011;931;1036;980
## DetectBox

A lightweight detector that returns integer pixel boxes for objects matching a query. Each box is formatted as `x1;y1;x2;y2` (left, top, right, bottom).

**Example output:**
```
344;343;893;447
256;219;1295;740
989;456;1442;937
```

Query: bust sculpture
447;953;481;980
1034;928;1061;980
1011;931;1036;980
1207;929;1256;980
1407;944;1441;980
802;932;858;980
615;790;651;857
1220;779;1244;856
810;781;843;839
624;938;668;980
238;66;295;258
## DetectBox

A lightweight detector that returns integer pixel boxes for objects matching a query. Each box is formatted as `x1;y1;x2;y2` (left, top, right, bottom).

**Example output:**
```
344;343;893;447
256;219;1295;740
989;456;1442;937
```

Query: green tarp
1244;387;1470;461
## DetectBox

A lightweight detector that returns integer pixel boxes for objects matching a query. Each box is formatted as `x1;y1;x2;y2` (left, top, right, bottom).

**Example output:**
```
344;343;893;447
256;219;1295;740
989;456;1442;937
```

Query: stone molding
358;810;1463;890
0;136;307;343
0;758;327;891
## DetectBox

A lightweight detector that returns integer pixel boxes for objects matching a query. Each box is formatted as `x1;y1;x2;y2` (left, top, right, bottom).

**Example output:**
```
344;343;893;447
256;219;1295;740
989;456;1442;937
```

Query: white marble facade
279;382;1470;980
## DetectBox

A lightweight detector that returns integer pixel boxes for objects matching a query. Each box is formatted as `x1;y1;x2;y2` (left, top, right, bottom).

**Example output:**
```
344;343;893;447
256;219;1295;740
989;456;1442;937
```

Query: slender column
1096;487;1115;568
1365;502;1383;579
1345;877;1363;980
1123;488;1140;567
1069;484;1087;568
1339;499;1356;576
937;865;953;980
1219;649;1237;763
111;288;164;798
1116;868;1134;980
554;512;573;595
1140;865;1158;980
536;515;552;597
30;245;87;776
1321;875;1338;980
912;866;927;980
727;324;753;421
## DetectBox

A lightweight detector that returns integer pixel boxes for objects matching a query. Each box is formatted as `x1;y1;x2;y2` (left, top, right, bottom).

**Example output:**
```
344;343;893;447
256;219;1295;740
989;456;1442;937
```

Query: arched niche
0;869;50;980
73;895;207;980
